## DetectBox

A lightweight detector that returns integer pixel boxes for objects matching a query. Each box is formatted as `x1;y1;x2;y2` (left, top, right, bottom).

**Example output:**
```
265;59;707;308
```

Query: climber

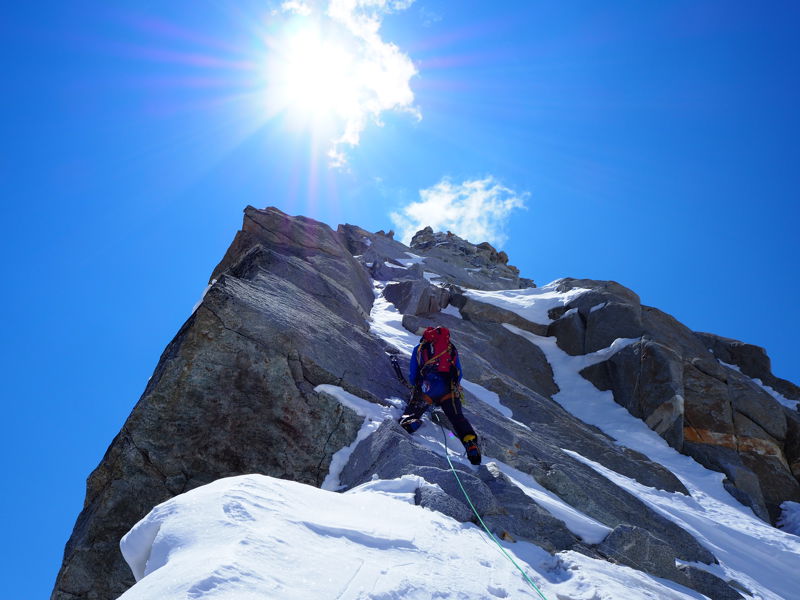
399;326;482;465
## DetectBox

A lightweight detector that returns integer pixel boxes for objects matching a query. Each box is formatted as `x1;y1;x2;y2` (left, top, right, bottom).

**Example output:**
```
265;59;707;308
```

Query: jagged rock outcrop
597;525;743;600
52;208;405;600
338;223;535;290
53;207;796;600
383;280;450;315
697;332;800;401
550;277;800;522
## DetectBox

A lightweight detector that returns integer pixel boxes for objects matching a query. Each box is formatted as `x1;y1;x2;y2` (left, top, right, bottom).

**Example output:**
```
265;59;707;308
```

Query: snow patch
396;252;425;267
674;559;731;584
719;361;799;409
191;279;216;314
485;461;611;545
368;282;419;356
504;323;637;379
460;379;530;430
751;378;798;409
440;304;462;319
314;384;399;491
465;280;589;326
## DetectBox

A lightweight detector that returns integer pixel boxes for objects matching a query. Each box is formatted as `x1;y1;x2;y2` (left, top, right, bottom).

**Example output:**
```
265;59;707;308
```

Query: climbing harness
433;415;550;600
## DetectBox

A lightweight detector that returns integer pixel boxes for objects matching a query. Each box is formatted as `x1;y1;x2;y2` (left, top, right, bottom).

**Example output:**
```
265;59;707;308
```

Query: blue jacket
410;343;462;399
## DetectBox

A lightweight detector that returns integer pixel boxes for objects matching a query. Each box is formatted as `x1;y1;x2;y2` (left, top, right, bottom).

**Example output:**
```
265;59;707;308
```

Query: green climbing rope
435;419;550;600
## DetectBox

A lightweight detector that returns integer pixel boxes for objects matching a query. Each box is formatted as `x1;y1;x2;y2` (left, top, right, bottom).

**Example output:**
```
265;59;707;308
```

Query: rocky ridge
52;206;800;600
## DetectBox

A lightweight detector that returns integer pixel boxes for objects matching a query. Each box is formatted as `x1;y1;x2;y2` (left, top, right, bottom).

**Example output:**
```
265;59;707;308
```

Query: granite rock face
52;207;794;600
383;280;450;315
598;525;742;600
697;332;800;401
52;208;401;600
558;278;800;522
405;225;535;290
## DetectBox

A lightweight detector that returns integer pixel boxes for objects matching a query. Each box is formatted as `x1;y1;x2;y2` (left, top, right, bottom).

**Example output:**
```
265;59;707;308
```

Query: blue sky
1;1;799;597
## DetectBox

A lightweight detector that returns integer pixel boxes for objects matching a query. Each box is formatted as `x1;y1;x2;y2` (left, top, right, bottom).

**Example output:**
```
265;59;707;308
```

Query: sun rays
261;2;419;166
109;2;424;171
266;23;361;124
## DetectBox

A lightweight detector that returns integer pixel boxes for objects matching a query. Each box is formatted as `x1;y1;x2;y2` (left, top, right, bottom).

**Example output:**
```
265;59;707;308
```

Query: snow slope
120;474;713;600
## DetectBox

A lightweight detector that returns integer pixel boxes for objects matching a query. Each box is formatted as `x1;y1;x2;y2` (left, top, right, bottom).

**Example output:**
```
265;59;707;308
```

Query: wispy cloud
281;1;313;16
278;0;419;166
418;7;442;28
391;176;528;247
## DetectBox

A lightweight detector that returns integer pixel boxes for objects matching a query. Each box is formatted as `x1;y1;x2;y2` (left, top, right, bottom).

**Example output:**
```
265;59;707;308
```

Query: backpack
418;326;457;376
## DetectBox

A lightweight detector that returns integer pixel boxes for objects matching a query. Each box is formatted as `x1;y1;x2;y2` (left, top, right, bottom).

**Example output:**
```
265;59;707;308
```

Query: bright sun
260;6;418;166
267;24;361;126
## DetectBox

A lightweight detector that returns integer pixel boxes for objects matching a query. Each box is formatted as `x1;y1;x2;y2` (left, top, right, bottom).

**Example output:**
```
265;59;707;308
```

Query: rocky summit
52;206;800;600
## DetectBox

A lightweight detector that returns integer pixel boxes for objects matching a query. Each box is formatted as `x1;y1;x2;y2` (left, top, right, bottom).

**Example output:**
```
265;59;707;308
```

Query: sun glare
260;4;418;166
268;24;360;126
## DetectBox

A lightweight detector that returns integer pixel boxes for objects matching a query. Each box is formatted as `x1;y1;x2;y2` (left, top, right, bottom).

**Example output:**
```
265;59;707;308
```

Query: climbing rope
433;414;550;600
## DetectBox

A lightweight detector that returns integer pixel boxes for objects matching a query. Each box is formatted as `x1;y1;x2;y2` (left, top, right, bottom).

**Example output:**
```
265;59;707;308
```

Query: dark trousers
400;388;476;444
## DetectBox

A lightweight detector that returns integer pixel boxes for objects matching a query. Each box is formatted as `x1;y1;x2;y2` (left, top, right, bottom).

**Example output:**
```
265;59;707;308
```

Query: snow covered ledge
118;474;722;600
118;474;545;599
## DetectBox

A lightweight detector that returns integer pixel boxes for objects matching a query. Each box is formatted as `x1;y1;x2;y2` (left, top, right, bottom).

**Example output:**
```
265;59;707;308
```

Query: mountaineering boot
462;434;481;465
399;416;423;434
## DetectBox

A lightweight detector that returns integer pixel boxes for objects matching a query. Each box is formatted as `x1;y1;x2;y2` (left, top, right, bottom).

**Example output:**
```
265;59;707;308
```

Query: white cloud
280;1;312;16
390;177;528;247
277;0;419;166
419;7;442;28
